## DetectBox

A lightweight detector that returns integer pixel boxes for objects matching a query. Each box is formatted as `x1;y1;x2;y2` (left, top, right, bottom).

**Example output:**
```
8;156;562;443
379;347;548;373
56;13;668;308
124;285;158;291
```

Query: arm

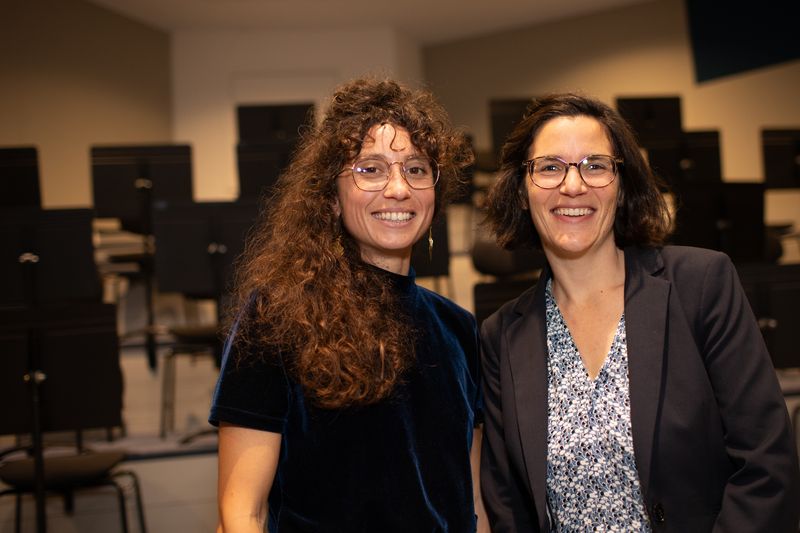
479;319;539;532
217;422;282;533
696;255;800;532
471;426;490;533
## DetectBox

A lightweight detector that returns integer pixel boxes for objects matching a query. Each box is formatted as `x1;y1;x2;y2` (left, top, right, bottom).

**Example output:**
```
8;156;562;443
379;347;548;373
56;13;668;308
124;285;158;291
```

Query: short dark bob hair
484;92;672;250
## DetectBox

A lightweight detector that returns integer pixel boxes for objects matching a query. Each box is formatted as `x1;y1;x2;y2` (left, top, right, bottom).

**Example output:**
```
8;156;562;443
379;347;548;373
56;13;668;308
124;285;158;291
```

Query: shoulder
417;285;476;329
658;245;732;271
631;245;736;284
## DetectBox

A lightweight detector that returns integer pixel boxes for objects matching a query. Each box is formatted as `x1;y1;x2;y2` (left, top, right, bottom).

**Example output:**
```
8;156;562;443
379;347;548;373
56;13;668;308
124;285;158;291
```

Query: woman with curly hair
209;77;487;532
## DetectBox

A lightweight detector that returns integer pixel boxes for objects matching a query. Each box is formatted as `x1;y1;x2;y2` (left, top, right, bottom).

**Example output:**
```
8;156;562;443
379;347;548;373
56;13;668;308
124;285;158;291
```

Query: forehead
529;115;611;156
360;123;416;154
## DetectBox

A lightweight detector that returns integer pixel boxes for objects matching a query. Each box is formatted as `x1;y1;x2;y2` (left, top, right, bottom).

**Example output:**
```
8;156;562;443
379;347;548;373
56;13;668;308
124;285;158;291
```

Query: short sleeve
208;313;290;433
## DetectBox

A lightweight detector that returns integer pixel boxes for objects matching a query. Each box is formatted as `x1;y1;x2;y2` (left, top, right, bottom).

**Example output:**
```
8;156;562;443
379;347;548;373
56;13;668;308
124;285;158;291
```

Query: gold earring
428;226;434;261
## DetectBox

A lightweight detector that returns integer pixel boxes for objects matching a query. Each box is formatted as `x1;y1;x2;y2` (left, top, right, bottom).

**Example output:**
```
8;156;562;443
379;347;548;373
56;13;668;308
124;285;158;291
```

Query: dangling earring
428;226;434;261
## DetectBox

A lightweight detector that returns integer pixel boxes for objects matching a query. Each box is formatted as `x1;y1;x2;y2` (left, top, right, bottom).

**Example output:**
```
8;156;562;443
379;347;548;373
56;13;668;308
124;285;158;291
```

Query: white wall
0;0;171;208
423;0;800;261
171;28;423;200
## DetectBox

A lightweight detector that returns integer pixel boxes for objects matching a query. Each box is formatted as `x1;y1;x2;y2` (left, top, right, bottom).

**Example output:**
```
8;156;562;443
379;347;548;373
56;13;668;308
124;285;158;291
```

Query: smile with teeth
553;207;594;217
373;211;414;222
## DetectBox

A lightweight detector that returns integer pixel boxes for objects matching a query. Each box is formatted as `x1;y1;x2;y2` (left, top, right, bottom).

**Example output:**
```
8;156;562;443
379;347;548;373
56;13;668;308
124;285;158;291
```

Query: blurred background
1;0;799;530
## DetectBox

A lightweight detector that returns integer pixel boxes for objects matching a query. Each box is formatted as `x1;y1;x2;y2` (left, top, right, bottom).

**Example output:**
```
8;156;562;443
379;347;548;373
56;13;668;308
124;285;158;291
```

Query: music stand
91;144;194;370
152;200;259;304
762;129;800;189
489;98;533;170
151;200;259;438
0;147;41;209
616;96;683;144
236;141;293;202
646;130;722;189
671;182;766;264
0;208;119;533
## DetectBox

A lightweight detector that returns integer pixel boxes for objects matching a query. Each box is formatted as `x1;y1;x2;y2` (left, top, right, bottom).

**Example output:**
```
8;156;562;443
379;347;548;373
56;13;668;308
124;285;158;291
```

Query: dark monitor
489;98;532;168
647;130;722;188
90;144;194;234
0;147;41;209
236;141;294;201
762;129;800;189
237;103;314;144
616;97;682;144
671;182;765;264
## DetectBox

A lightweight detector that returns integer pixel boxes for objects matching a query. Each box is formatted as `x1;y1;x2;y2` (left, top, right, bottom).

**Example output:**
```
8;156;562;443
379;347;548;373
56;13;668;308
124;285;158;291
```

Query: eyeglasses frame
521;154;623;189
344;156;440;192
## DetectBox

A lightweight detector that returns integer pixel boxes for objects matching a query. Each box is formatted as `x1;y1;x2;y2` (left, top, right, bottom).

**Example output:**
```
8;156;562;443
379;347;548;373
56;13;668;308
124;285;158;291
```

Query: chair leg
109;480;130;533
113;470;148;533
14;493;22;533
160;349;177;438
62;489;75;514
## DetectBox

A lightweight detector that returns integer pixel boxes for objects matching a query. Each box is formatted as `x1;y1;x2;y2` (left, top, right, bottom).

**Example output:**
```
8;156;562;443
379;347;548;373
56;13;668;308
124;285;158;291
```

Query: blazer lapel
506;272;550;529
624;247;670;495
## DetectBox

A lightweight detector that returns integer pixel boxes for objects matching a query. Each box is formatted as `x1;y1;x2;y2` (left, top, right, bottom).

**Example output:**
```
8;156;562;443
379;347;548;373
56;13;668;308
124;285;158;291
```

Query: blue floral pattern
545;279;651;532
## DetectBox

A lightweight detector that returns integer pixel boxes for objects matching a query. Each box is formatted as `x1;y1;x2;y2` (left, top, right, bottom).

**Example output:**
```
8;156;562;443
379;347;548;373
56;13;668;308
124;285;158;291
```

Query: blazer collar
623;246;670;494
507;264;551;530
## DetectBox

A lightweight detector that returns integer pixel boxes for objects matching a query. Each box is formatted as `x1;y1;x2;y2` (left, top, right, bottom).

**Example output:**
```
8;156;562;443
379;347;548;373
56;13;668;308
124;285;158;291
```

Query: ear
332;195;341;217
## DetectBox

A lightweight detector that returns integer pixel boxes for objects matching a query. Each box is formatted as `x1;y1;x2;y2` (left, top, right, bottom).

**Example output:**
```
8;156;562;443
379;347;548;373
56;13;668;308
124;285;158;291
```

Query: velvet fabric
209;267;482;532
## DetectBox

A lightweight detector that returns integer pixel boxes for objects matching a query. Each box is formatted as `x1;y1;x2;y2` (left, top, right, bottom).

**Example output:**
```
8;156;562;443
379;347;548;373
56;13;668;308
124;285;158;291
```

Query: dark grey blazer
480;245;800;532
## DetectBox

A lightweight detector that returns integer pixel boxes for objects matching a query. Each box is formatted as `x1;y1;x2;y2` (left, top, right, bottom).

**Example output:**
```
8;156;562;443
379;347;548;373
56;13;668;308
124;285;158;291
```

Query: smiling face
524;115;620;261
334;123;435;274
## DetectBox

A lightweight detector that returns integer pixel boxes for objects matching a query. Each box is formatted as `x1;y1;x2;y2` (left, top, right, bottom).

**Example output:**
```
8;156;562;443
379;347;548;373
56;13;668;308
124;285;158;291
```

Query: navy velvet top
209;267;482;532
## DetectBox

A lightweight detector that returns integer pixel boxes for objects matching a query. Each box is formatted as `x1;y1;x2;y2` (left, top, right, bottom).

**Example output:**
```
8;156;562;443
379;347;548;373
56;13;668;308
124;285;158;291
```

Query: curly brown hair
227;78;473;409
484;92;672;250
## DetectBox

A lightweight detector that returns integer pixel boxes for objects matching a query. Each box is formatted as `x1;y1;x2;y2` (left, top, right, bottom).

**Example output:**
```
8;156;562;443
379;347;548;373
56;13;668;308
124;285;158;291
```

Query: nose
559;164;586;195
383;162;412;199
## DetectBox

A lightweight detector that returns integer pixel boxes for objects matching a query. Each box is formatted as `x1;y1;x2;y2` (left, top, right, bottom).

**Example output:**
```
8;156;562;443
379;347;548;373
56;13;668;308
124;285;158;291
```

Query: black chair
0;443;146;533
0;305;147;533
470;233;545;326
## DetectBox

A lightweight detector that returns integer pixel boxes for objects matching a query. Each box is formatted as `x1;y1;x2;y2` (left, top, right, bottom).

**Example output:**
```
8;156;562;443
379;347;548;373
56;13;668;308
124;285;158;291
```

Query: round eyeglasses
522;154;622;189
345;156;440;191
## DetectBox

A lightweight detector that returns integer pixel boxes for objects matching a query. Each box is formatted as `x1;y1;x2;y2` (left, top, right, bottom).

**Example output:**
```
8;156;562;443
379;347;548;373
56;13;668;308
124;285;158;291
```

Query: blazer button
651;503;666;524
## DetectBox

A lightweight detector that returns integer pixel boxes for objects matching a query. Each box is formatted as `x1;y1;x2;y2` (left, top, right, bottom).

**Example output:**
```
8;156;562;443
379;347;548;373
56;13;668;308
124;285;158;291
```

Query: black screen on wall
685;0;800;82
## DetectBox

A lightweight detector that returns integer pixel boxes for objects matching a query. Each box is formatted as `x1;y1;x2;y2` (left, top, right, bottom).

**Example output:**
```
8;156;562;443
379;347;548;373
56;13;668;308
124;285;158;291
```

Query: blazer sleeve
693;253;800;532
480;314;540;532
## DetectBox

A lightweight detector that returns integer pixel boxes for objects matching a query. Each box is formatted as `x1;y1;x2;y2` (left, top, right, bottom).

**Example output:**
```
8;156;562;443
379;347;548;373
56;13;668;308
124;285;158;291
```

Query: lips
553;207;594;217
373;211;414;222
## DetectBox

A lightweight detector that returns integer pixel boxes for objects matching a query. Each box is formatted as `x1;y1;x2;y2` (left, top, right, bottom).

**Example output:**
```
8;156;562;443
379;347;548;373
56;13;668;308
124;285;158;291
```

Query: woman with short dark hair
480;92;800;532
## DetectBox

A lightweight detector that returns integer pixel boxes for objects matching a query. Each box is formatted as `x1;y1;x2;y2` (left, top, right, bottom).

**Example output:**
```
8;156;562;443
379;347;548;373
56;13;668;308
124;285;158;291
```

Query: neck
360;250;412;276
545;245;625;305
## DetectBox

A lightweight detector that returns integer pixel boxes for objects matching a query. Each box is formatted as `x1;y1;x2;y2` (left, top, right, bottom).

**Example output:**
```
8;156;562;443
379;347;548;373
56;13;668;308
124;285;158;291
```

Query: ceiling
86;0;652;46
